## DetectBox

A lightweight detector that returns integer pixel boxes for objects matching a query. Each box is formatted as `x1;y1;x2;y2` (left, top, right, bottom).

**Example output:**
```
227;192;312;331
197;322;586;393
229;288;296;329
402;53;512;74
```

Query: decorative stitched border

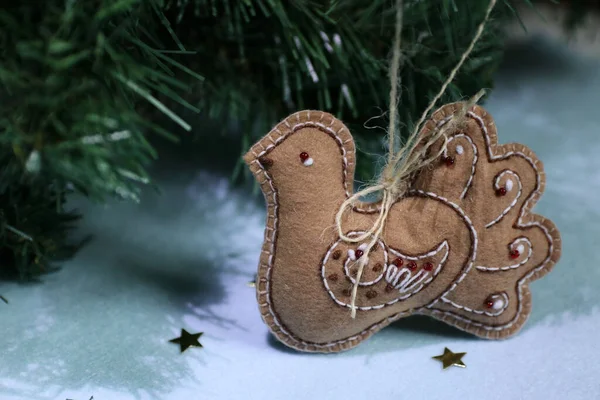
243;104;562;352
485;170;523;228
321;238;450;310
444;133;478;199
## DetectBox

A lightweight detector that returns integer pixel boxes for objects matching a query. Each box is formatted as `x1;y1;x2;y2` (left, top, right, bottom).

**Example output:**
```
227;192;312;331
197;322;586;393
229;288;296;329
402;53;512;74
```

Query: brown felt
244;104;562;353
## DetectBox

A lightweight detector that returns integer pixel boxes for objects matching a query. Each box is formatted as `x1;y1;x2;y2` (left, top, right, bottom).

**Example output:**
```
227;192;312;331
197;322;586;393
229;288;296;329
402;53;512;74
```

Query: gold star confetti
169;329;203;353
432;347;467;369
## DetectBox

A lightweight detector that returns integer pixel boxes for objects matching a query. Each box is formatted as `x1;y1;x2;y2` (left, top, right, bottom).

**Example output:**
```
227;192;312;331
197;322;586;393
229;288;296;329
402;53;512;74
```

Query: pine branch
166;0;513;180
0;0;202;279
0;0;553;280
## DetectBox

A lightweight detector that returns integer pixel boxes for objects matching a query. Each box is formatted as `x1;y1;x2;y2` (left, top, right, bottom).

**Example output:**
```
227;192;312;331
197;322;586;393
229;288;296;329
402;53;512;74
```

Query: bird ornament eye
299;151;313;166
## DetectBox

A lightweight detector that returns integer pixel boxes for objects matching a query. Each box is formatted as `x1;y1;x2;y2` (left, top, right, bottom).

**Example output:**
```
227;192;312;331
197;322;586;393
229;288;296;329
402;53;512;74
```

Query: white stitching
439;292;509;317
333;233;388;287
399;270;428;293
342;255;387;286
388;241;449;260
250;108;557;349
254;119;373;213
410;191;478;302
476;237;532;271
387;241;450;294
255;120;353;201
252;111;385;349
441;132;478;199
485;170;522;228
425;111;555;331
321;238;449;310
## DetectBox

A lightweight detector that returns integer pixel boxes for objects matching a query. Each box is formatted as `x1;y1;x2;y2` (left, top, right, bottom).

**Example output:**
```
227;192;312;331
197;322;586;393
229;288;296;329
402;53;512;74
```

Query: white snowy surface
2;39;600;400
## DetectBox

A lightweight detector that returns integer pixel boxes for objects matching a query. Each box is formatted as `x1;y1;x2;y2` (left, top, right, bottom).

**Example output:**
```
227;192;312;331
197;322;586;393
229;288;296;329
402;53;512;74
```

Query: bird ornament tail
244;103;561;353
410;103;561;338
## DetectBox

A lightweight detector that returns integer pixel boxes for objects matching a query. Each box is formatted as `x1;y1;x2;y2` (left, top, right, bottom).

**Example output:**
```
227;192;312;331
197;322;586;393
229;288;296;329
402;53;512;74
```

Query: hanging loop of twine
337;0;498;318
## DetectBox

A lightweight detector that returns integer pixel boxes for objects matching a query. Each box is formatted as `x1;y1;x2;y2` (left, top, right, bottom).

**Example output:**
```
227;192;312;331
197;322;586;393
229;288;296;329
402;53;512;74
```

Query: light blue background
1;38;599;400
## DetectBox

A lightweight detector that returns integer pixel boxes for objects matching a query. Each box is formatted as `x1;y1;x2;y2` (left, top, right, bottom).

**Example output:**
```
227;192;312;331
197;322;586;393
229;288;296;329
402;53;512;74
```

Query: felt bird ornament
244;103;561;353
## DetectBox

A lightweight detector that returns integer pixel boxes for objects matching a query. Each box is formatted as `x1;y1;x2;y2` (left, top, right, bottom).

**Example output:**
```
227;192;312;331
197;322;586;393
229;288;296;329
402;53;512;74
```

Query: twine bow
336;0;497;318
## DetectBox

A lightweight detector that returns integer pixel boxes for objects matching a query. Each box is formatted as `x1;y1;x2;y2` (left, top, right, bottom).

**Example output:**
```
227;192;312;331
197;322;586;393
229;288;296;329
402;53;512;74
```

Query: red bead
407;261;417;271
299;152;309;162
423;262;434;271
393;258;404;267
485;299;494;309
509;249;520;259
443;156;455;167
259;157;273;169
496;187;507;196
355;249;364;259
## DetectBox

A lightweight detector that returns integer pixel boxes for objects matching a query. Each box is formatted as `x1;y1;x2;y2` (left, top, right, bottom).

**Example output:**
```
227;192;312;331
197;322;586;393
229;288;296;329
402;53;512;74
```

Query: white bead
455;145;464;155
517;244;525;254
492;297;505;310
358;243;367;251
506;179;514;192
347;249;356;260
303;157;314;166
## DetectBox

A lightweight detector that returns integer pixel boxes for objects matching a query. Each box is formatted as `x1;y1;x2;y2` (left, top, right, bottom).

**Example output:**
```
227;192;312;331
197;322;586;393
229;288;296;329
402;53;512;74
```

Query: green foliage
0;0;564;280
560;0;596;32
165;0;512;182
0;1;202;278
0;178;81;280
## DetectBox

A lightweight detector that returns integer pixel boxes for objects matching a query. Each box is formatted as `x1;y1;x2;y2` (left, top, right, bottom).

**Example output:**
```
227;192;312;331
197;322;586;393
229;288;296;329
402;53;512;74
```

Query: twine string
337;0;498;318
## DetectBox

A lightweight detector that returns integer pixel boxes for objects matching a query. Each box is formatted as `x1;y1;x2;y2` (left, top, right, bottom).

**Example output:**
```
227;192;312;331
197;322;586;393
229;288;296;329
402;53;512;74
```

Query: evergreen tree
0;0;588;279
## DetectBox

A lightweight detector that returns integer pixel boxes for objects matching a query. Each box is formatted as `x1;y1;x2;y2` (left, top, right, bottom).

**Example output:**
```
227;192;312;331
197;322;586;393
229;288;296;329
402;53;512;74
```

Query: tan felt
244;104;562;353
